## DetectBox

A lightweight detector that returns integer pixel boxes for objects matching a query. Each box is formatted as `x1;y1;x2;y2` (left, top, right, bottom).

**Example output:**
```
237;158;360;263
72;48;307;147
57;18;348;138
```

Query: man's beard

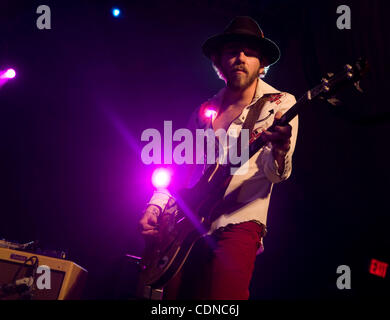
224;67;260;91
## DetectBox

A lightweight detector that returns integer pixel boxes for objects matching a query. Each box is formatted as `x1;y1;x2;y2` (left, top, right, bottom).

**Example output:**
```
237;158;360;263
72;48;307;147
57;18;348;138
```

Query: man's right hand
139;205;160;236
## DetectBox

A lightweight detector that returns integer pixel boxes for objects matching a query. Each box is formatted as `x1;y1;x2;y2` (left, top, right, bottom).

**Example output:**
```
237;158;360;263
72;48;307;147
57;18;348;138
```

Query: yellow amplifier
0;247;87;300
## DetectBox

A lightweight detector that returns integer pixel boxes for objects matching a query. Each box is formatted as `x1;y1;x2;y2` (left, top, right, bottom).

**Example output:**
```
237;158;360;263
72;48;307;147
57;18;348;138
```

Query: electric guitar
137;58;369;299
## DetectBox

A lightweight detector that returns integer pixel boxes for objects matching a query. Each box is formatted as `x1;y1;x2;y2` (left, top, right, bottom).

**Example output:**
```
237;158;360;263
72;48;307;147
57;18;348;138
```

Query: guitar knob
344;64;352;70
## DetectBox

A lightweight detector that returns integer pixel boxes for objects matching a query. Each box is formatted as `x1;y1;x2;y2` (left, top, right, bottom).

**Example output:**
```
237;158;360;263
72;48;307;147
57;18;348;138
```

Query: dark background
0;0;389;299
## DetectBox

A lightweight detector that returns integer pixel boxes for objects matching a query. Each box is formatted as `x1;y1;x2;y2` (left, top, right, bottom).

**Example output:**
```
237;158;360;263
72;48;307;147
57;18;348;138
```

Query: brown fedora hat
202;16;280;67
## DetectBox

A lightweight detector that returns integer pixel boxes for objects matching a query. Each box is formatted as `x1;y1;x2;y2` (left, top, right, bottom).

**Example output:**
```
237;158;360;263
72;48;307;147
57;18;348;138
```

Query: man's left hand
262;111;292;174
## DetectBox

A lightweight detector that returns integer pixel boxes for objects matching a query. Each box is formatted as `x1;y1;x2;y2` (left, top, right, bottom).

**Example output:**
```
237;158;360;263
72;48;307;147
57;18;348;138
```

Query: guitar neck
279;94;308;125
246;93;308;159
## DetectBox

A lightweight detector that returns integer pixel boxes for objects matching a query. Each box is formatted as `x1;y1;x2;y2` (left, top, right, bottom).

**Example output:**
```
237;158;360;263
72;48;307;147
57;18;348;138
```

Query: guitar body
138;212;201;290
137;162;231;296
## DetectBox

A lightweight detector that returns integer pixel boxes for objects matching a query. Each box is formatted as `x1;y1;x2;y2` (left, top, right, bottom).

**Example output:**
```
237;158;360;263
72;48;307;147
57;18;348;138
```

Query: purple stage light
152;168;172;189
5;69;16;79
0;68;16;79
4;69;16;79
204;108;217;119
0;68;16;88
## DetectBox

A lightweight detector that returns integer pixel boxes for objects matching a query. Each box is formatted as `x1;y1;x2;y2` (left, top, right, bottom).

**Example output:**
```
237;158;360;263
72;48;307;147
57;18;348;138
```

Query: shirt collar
209;78;281;111
253;78;281;100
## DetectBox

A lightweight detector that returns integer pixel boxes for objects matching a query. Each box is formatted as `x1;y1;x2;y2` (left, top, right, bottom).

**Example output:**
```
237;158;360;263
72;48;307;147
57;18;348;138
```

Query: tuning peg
322;73;333;81
344;64;353;70
326;72;334;78
354;81;363;93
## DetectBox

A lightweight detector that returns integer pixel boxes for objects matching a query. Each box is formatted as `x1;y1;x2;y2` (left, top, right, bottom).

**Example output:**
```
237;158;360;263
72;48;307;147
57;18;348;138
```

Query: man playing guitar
139;16;298;300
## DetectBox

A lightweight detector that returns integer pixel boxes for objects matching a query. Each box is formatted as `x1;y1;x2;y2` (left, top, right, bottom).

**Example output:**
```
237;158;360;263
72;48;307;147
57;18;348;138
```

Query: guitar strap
210;94;271;226
242;94;270;136
235;94;270;156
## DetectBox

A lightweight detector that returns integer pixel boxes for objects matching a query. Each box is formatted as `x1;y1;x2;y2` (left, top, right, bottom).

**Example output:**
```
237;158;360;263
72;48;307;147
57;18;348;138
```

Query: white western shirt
147;78;299;250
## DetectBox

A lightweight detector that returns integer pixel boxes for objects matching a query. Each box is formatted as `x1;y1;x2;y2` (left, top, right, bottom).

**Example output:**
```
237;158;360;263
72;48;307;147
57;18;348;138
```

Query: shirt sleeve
146;188;172;212
261;93;299;183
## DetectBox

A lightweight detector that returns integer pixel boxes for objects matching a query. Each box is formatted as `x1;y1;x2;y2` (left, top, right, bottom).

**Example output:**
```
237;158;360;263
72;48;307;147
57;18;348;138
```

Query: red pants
164;221;264;300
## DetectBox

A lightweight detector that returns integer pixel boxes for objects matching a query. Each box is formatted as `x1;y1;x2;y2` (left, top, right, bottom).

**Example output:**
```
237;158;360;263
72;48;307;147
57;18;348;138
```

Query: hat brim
202;33;280;67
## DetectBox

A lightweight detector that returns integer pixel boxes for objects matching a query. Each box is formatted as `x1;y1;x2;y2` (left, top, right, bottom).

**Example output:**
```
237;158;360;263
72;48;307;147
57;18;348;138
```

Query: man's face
217;41;264;90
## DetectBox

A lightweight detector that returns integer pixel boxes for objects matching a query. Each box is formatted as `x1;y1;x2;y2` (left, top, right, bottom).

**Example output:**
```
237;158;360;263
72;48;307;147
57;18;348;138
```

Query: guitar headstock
253;58;369;137
311;58;369;106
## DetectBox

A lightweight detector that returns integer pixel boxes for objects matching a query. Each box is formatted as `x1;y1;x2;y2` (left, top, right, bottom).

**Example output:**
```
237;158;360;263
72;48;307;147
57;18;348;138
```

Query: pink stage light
3;68;16;79
204;108;217;119
151;168;172;189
